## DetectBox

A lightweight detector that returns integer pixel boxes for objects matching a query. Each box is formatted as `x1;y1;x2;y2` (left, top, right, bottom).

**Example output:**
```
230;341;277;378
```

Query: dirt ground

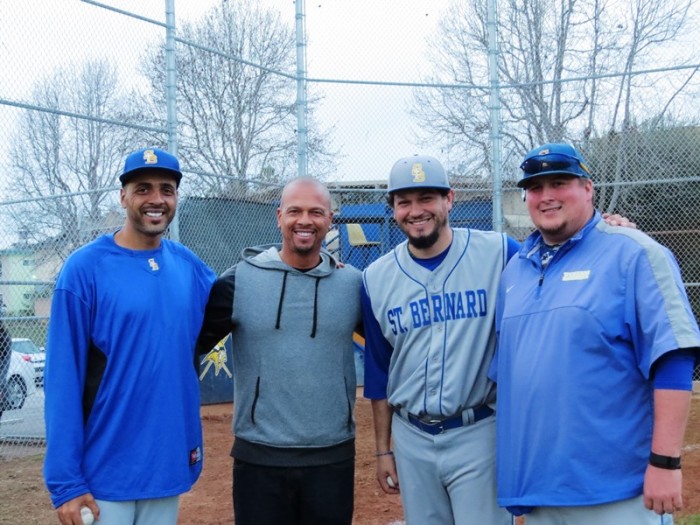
1;389;699;525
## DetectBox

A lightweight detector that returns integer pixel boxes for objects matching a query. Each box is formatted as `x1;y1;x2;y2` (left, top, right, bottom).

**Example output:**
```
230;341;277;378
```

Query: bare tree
5;59;136;261
595;0;697;210
412;0;698;188
140;1;336;197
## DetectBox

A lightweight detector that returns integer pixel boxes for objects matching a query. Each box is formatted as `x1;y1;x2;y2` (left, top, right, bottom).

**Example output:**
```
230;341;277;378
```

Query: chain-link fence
1;0;698;457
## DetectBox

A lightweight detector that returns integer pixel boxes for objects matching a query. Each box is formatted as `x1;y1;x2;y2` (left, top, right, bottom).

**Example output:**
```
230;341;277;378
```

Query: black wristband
649;452;681;470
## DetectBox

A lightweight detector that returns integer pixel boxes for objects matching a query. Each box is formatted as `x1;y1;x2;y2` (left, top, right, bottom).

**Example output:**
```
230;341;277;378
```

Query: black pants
232;458;354;525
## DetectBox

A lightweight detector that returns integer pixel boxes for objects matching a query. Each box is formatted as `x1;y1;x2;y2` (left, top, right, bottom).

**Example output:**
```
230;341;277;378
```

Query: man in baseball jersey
362;155;519;524
196;177;362;525
490;143;700;524
43;148;216;525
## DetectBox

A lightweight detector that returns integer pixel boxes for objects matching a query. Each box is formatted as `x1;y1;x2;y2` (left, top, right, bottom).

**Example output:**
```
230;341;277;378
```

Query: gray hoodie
198;244;363;466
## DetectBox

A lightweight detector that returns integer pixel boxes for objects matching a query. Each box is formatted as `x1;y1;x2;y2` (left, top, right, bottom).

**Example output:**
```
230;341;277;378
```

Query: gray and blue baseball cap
120;148;183;187
518;143;591;188
388;154;450;194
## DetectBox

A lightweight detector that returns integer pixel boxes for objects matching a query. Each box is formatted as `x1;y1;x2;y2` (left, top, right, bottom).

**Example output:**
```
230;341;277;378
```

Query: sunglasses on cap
520;153;590;176
520;153;590;175
518;146;593;189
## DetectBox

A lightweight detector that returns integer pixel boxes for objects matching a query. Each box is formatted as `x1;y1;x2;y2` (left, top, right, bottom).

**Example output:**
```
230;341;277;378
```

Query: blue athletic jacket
43;234;215;508
491;212;700;507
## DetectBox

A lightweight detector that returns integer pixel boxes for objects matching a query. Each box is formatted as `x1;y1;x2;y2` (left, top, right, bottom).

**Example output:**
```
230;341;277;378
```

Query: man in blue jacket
491;143;700;524
43;148;215;525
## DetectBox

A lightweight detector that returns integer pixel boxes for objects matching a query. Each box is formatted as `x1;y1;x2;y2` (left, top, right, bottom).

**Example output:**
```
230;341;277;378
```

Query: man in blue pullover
43;148;215;525
197;177;363;525
491;143;700;524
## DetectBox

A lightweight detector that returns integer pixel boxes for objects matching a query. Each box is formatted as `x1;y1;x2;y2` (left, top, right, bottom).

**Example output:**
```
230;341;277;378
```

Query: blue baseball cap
518;143;591;188
120;148;183;187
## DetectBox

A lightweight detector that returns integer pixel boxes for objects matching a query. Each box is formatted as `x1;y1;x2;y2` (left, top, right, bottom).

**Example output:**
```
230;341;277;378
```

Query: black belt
402;406;494;435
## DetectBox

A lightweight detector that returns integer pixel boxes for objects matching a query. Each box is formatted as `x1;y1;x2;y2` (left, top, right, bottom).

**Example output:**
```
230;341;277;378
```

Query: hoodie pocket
251;376;261;425
344;376;352;431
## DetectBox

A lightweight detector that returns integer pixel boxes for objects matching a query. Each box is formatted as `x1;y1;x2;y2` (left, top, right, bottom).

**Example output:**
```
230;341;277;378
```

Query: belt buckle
427;418;446;434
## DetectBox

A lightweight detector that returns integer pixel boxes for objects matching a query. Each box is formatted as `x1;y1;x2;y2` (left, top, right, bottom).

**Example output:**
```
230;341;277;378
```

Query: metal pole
295;0;308;177
165;0;180;240
487;0;503;232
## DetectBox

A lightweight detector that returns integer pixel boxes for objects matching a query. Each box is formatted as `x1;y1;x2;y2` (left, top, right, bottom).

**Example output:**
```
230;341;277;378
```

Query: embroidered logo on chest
148;258;160;271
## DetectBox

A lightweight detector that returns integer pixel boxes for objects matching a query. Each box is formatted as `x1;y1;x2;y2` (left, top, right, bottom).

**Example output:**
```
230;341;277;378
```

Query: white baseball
386;475;396;488
80;506;95;525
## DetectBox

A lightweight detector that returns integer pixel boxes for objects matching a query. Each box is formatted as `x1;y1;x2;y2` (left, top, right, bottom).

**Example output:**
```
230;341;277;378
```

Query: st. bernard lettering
386;288;488;335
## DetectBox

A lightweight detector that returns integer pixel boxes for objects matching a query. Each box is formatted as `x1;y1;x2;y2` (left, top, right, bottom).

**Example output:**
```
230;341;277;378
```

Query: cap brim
120;167;183;185
388;184;451;194
517;171;589;188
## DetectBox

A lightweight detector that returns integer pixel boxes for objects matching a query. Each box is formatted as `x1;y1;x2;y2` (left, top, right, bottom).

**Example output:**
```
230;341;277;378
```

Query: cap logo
411;163;426;183
143;149;158;165
538;148;550;155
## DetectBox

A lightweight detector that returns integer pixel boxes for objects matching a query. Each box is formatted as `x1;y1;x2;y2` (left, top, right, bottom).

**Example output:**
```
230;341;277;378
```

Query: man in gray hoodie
197;177;363;525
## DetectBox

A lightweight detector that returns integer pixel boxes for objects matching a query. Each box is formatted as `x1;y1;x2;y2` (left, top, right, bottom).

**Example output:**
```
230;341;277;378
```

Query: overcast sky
0;0;450;185
298;1;450;181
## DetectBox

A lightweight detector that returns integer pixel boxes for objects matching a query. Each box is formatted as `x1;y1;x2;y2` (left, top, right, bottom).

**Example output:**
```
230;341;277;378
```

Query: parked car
2;349;37;411
11;338;45;386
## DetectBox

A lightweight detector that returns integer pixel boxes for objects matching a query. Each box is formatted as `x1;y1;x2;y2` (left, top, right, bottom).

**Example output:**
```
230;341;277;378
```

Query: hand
643;465;683;515
57;494;100;525
376;453;400;495
602;212;637;229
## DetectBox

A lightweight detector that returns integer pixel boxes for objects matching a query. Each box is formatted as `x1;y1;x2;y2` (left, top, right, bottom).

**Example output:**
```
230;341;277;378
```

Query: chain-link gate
1;0;698;458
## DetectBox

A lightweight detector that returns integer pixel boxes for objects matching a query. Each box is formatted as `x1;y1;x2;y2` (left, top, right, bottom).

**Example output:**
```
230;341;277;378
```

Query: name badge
562;270;590;281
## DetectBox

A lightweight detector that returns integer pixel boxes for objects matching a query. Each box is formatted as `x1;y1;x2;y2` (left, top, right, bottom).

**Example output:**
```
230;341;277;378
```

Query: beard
132;214;173;238
291;243;315;255
534;218;573;245
407;228;441;250
403;214;447;251
537;225;564;239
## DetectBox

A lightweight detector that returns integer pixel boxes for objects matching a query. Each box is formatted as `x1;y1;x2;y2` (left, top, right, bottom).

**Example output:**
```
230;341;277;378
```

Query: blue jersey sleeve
489;275;509;384
361;281;393;400
44;287;93;507
506;236;521;262
489;236;520;383
652;349;697;390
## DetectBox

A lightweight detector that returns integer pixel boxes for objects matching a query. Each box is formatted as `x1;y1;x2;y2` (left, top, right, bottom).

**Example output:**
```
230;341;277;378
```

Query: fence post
295;0;308;178
487;0;504;232
165;0;180;241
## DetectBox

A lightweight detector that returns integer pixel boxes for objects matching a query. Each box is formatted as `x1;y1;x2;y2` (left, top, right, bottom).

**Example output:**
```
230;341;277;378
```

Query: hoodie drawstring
275;271;288;329
310;277;320;338
274;271;321;339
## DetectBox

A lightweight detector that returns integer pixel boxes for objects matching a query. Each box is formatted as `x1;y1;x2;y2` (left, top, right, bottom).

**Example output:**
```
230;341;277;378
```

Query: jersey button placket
426;292;444;412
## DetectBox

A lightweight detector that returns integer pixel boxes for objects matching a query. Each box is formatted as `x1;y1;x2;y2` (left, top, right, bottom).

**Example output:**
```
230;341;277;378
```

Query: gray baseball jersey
363;228;509;417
